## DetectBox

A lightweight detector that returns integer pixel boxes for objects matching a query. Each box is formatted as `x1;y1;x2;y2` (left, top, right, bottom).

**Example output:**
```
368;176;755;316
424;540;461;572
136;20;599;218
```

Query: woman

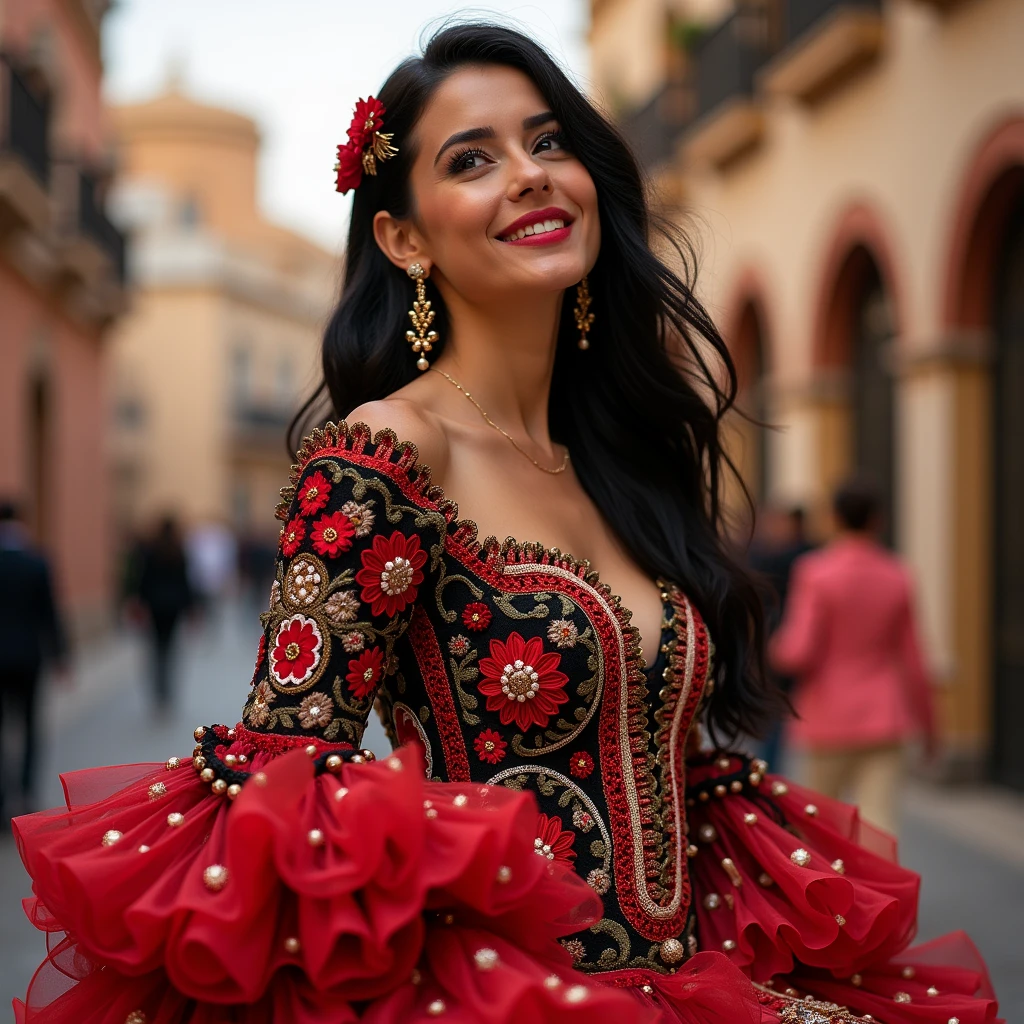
13;23;999;1024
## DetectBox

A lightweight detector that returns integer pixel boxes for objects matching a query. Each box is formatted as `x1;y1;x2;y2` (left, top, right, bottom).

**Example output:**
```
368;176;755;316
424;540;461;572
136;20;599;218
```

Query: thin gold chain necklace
430;367;570;475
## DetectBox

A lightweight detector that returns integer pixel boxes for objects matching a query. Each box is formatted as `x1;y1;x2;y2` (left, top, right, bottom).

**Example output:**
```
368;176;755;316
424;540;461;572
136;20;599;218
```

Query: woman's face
390;63;600;300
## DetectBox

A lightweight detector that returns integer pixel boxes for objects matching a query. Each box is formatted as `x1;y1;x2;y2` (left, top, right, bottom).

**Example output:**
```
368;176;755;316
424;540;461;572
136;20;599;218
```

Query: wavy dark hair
291;20;778;742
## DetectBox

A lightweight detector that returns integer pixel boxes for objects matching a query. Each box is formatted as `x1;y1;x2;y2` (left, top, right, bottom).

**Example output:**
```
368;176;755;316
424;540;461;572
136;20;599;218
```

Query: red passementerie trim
234;722;354;756
408;604;471;781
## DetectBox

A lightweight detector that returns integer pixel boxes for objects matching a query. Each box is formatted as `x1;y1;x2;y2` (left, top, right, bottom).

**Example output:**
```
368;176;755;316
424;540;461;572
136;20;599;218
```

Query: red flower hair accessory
334;95;399;194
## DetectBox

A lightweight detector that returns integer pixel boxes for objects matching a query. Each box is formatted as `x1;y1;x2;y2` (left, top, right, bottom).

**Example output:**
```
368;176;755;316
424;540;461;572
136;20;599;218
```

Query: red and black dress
13;422;1001;1024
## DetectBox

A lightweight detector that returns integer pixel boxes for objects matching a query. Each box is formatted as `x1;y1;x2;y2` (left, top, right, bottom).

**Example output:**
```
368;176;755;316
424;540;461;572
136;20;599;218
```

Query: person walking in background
770;479;937;835
748;504;814;772
128;515;193;713
0;500;67;819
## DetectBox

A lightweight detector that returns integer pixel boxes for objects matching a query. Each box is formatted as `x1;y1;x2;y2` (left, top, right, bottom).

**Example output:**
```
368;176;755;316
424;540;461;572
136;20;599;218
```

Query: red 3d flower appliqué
346;646;384;699
356;530;427;617
473;728;507;765
310;511;355;558
534;813;576;865
297;471;332;516
462;601;492;632
269;614;323;687
281;517;306;557
477;632;569;732
569;751;594;779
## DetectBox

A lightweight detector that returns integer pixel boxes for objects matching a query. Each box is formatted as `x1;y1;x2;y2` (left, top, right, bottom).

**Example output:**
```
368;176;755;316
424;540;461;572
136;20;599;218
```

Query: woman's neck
433;285;564;444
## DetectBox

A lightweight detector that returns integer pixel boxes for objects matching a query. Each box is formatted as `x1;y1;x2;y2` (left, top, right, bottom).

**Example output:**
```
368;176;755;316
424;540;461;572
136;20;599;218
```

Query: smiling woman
12;20;1001;1024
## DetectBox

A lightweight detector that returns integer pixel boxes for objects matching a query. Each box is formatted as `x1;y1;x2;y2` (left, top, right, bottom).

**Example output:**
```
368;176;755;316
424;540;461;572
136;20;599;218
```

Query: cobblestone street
2;604;1020;1015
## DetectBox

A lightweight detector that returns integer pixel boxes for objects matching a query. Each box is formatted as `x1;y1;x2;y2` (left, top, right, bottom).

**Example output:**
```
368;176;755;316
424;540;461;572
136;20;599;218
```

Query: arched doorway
732;298;769;505
992;193;1024;789
817;241;898;546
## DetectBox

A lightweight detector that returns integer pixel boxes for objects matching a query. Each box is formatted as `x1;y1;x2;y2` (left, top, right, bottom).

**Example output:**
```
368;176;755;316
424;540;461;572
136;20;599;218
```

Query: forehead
417;64;551;140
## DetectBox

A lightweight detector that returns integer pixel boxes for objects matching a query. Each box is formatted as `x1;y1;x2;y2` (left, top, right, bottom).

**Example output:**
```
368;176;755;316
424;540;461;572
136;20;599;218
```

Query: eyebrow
433;111;557;166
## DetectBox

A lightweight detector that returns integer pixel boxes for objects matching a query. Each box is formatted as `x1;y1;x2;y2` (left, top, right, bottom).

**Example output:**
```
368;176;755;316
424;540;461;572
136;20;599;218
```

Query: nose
506;149;553;199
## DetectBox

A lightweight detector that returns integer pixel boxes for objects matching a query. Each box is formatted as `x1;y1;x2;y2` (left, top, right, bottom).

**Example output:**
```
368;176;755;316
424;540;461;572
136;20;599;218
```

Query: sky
102;1;591;254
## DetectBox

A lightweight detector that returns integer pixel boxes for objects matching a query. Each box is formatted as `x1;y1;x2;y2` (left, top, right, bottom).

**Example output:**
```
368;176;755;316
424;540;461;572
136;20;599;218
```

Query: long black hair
291;20;778;742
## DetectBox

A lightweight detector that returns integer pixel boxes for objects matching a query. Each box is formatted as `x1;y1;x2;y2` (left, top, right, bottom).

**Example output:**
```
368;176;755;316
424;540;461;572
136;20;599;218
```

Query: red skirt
11;743;1001;1023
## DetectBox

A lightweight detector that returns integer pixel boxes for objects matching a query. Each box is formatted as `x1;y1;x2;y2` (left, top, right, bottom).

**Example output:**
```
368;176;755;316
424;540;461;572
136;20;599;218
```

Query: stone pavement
0;602;1020;1016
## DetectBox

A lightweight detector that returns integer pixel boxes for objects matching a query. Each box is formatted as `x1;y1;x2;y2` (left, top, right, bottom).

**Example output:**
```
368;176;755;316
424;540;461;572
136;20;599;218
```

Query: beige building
108;82;338;549
589;0;1024;786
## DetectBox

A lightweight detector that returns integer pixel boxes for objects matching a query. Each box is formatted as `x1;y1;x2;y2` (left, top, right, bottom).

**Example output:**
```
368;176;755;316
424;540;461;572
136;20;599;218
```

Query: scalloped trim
279;419;646;667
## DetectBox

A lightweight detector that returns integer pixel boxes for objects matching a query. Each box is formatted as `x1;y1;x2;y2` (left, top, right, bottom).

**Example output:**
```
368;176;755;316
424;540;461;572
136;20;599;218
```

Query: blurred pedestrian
184;519;237;631
770;479;937;834
0;500;67;818
748;505;814;772
129;515;193;713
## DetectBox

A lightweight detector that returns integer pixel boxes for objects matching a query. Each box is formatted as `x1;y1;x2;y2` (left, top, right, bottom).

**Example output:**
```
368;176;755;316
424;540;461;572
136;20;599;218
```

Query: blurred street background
0;0;1021;1014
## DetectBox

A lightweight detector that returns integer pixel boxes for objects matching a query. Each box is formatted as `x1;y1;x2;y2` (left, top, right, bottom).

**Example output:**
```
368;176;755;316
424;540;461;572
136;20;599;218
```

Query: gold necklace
430;367;570;475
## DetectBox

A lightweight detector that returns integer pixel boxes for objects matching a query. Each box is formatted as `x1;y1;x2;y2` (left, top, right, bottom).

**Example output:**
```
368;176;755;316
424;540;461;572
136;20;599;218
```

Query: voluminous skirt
12;742;1001;1023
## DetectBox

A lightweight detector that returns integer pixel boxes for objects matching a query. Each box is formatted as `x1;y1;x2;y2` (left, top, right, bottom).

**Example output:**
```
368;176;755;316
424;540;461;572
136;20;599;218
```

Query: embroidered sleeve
240;423;451;750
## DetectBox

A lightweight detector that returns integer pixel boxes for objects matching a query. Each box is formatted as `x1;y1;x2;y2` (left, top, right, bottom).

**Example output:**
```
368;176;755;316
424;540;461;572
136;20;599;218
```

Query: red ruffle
685;761;1002;1022
12;744;644;1021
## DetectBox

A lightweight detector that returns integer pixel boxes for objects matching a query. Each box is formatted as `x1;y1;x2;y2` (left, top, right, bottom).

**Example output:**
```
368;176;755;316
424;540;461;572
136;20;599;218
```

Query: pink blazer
769;536;936;750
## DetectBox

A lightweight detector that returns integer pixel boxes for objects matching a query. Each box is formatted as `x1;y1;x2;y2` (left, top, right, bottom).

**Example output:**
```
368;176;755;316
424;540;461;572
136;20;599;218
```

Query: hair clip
334;95;398;194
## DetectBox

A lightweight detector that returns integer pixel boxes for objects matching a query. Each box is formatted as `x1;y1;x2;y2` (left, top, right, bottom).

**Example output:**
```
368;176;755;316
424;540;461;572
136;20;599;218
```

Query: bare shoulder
347;397;451;483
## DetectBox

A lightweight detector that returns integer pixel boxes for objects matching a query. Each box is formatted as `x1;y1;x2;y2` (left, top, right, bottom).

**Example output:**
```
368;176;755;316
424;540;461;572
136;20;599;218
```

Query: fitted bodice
243;422;713;975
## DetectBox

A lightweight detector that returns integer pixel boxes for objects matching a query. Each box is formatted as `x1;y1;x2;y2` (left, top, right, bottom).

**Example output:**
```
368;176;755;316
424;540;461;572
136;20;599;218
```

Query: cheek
420;188;498;258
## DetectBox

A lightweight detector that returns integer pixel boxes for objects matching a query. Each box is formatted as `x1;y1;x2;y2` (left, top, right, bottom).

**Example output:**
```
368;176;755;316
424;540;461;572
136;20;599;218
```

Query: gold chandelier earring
405;262;438;371
574;275;594;350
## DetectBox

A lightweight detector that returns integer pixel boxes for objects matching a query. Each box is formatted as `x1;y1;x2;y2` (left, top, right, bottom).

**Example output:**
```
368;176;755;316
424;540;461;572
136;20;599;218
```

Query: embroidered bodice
242;422;715;975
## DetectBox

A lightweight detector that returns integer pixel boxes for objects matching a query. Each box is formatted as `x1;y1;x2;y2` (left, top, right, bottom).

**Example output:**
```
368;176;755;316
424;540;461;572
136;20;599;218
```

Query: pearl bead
473;947;499;970
102;830;122;847
166;812;184;827
426;999;446;1016
203;864;229;891
283;936;300;954
165;757;180;770
496;865;512;883
565;985;588;1003
307;829;325;847
325;754;343;773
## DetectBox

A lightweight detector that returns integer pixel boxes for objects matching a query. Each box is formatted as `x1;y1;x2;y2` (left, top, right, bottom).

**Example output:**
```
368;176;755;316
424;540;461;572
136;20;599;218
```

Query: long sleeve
241;423;450;750
768;554;823;679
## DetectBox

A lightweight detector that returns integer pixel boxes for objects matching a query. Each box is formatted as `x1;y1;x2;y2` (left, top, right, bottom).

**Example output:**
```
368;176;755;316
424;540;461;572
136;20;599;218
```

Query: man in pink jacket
770;479;937;835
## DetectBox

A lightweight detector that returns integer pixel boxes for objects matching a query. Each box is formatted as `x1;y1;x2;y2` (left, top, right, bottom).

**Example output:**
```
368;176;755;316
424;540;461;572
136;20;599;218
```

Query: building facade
107;83;337;555
0;0;127;637
589;0;1024;785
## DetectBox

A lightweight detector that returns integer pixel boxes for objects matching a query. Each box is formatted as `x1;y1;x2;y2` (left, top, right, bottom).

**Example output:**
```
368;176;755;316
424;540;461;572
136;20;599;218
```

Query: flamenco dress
12;421;1002;1023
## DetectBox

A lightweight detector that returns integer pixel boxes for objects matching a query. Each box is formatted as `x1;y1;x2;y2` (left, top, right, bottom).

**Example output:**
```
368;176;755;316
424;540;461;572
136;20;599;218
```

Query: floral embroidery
587;868;611;895
356;531;427;617
310;511;356;558
248;681;276;726
569;751;594;779
269;615;323;687
297;471;332;516
298;692;334;729
478;632;569;732
251;634;267;687
534;812;576;865
341;630;365;653
281;517;306;557
346;647;384;699
269;579;282;608
324;589;359;625
561;938;586;964
283;554;326;610
341;500;375;537
448;634;472;657
572;805;595;833
547;618;579;648
462;601;492;631
474;728;507;765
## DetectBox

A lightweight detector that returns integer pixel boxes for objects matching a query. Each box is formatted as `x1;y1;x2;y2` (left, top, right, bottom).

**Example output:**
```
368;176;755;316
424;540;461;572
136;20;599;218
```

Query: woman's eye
449;148;487;173
536;131;569;152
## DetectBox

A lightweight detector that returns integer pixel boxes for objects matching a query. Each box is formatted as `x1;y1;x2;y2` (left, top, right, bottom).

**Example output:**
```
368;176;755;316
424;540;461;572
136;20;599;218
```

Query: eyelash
446;130;568;174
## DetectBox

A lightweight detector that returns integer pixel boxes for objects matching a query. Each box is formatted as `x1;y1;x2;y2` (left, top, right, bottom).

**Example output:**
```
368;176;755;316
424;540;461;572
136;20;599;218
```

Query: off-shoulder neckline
281;419;679;669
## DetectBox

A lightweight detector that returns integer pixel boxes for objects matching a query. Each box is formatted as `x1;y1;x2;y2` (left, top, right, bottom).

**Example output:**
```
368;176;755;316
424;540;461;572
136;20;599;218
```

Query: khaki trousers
805;742;905;836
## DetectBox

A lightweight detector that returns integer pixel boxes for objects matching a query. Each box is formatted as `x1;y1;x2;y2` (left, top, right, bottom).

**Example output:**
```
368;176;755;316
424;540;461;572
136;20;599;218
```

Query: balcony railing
762;0;884;102
78;169;126;282
619;80;694;174
693;10;774;123
0;56;50;185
